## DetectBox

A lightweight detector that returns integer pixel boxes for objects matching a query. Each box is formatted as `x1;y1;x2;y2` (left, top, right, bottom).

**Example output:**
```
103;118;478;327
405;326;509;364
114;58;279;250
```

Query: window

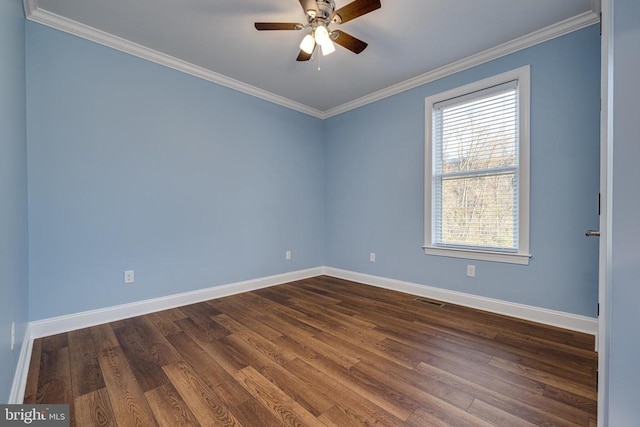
424;67;530;265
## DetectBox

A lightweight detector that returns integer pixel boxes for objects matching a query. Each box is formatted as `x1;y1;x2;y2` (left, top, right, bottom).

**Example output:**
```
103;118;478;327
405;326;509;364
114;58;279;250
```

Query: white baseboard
324;267;598;336
28;267;325;339
8;266;323;404
8;324;34;404
10;265;598;403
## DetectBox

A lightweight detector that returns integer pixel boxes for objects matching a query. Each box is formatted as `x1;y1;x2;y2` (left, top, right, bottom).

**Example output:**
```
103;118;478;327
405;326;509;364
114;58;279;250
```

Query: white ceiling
24;0;600;118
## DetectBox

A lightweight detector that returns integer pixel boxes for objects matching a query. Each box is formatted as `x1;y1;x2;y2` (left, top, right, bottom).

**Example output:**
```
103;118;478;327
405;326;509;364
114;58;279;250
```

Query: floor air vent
414;298;445;307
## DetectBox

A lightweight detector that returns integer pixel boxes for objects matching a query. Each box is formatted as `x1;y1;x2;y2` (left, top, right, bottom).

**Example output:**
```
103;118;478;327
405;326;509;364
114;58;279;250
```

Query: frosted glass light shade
314;25;330;46
321;39;335;56
299;34;315;54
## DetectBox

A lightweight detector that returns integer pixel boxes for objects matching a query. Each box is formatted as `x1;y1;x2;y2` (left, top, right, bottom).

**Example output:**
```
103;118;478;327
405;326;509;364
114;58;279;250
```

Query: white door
597;0;612;425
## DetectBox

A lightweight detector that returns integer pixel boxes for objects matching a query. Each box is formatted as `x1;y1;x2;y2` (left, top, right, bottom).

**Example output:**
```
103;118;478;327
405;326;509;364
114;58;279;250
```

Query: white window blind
425;67;530;264
423;66;531;265
432;80;520;252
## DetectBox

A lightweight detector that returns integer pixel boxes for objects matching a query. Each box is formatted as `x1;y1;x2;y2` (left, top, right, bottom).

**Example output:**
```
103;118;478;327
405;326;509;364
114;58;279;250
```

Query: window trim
423;66;531;265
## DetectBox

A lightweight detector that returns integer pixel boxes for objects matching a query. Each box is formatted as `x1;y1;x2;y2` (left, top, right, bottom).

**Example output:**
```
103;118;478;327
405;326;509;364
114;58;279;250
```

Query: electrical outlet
369;252;376;263
11;322;15;351
285;250;292;260
124;270;135;284
467;265;476;277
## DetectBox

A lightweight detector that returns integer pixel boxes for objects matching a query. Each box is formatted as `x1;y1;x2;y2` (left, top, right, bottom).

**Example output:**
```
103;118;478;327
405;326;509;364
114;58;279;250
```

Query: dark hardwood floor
24;276;598;426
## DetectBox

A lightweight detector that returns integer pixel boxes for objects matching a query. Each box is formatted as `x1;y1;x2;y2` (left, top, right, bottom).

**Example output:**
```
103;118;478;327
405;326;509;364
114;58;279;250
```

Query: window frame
424;66;531;265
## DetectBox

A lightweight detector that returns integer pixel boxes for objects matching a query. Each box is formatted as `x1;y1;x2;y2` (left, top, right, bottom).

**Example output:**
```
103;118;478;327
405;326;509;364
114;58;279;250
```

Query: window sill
423;246;531;265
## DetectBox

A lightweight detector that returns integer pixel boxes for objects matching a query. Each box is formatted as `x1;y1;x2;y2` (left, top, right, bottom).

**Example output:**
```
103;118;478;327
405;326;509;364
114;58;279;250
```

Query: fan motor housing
312;0;335;22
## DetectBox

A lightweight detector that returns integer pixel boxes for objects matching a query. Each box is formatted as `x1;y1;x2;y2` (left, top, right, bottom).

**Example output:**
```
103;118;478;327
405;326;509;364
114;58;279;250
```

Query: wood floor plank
416;361;592;426
293;314;405;369
190;334;250;375
406;407;458;427
74;388;116;427
489;356;598;400
208;298;284;341
287;341;417;420
98;345;158;426
35;345;75;427
486;350;596;386
112;318;175;392
405;403;496;427
493;330;598;362
415;318;594;378
467;398;538;427
260;362;336;418
174;316;229;344
120;316;181;366
290;296;379;329
163;361;243;426
25;276;597;426
543;384;599;414
165;331;233;388
40;332;69;353
145;311;184;337
352;359;480;421
233;365;326;427
287;358;405;427
212;379;254;408
232;398;286;427
271;331;360;369
214;314;296;367
318;404;383;427
144;382;201;427
68;327;105;397
354;357;476;412
257;310;324;337
36;346;72;407
90;324;119;351
475;392;586;427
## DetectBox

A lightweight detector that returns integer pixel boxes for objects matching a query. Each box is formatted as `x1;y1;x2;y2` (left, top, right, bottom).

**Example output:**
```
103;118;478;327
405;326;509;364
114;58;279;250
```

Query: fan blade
333;0;381;24
332;30;368;54
296;45;315;61
299;0;318;17
254;22;302;30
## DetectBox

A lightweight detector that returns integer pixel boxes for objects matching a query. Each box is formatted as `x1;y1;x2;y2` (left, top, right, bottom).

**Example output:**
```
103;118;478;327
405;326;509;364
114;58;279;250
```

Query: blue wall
25;23;601;320
607;0;640;422
26;23;325;320
324;26;601;317
0;0;29;403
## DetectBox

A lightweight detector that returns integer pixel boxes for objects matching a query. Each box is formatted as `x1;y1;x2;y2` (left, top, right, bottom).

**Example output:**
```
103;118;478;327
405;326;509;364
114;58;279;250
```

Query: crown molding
322;10;600;118
24;6;325;119
23;0;37;16
24;1;598;120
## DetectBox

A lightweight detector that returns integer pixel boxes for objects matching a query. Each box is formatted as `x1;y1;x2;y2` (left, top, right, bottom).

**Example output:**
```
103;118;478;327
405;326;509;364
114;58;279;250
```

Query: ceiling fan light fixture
320;39;335;56
299;33;315;54
255;0;380;62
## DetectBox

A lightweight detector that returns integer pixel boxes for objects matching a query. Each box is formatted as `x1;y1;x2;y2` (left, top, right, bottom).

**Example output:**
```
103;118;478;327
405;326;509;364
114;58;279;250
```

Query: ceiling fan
254;0;381;61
